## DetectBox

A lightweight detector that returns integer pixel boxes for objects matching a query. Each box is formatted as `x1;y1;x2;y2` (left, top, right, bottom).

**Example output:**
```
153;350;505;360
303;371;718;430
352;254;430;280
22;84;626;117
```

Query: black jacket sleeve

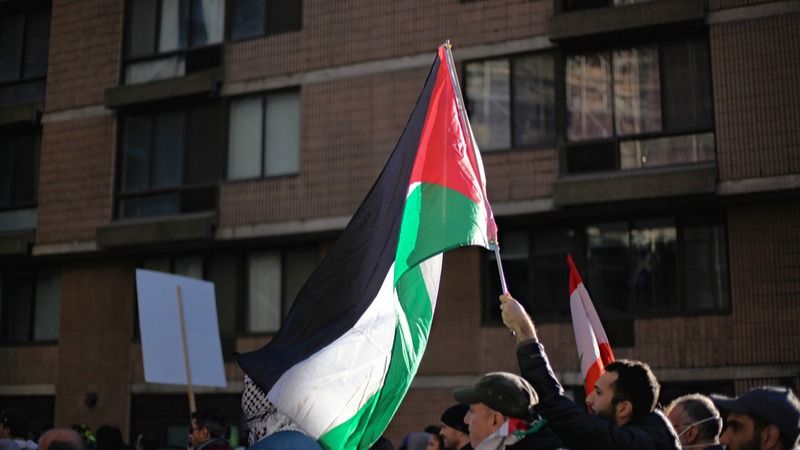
517;341;670;450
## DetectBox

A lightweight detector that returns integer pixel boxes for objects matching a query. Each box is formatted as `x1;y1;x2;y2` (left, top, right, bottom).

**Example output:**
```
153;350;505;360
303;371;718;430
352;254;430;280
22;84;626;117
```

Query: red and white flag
567;253;615;396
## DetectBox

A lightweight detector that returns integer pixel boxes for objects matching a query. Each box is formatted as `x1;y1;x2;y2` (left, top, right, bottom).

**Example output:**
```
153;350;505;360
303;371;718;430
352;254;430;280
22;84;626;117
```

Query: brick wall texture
46;0;123;112
36;116;116;243
713;13;800;180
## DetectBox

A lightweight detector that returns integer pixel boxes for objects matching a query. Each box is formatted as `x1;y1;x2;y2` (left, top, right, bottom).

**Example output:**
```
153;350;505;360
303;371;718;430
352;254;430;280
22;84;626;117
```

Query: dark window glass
0;7;50;105
190;0;224;47
186;105;221;184
152;112;184;189
122;117;152;192
206;254;240;337
118;106;220;219
531;229;573;318
683;225;729;312
483;217;729;325
231;0;265;39
266;0;302;34
128;0;158;57
0;131;39;209
661;39;713;131
466;59;511;151
0;273;35;343
0;14;25;82
23;9;51;78
282;246;319;316
562;0;608;12
484;231;530;325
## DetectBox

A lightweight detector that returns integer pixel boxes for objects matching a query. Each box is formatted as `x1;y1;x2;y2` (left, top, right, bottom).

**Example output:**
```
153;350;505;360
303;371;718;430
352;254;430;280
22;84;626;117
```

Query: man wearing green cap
453;372;565;450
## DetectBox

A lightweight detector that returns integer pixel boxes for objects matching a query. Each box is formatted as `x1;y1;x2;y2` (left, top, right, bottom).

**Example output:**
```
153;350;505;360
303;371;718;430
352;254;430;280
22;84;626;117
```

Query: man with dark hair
665;394;723;450
38;429;84;450
189;409;230;450
500;293;679;450
0;409;37;450
711;386;800;450
438;404;471;450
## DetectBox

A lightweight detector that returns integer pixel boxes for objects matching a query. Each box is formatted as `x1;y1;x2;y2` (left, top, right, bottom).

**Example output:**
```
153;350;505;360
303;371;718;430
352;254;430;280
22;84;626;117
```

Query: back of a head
605;359;660;422
369;437;395;450
0;409;29;439
666;394;722;441
95;426;124;450
39;428;85;450
191;409;228;439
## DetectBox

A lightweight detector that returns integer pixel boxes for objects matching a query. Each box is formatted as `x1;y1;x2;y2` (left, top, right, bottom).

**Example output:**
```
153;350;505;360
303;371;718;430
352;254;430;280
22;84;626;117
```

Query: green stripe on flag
395;183;486;284
319;263;435;449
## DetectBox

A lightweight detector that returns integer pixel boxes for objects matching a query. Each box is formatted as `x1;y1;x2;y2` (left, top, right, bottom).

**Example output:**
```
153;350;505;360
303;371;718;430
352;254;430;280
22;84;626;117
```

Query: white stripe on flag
267;264;398;438
569;285;601;379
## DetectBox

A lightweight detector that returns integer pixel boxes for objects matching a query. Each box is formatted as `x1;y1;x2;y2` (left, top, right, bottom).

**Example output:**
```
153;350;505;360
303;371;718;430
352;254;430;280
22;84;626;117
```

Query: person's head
665;394;722;448
400;432;431;450
423;428;443;450
94;426;124;450
453;372;538;447
0;409;28;439
585;359;660;426
711;386;800;450
369;436;395;450
39;428;85;450
190;408;228;448
438;404;470;450
134;433;158;450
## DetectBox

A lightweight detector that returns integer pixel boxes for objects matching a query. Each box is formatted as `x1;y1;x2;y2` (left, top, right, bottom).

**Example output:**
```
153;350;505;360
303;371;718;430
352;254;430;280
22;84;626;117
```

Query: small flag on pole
567;254;615;396
237;43;497;450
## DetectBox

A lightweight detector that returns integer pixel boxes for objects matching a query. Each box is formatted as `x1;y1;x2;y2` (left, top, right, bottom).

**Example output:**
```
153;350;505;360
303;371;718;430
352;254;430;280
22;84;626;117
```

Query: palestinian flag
567;254;615;396
236;44;497;450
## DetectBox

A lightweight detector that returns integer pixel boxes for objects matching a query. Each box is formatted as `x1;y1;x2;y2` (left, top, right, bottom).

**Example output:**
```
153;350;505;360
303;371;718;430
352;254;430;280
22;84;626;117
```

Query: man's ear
616;400;633;422
684;424;700;444
761;424;781;449
492;411;505;427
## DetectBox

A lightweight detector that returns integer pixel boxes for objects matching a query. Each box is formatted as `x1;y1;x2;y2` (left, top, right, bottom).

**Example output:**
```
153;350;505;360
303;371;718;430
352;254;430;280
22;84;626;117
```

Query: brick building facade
1;0;798;447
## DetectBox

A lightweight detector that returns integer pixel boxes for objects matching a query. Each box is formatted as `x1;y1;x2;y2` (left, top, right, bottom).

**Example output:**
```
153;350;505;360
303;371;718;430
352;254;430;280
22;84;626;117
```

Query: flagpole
442;41;509;295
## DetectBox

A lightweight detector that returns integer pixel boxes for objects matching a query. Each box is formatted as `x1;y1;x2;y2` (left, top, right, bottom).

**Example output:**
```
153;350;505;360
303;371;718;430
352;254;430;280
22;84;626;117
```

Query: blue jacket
517;341;680;450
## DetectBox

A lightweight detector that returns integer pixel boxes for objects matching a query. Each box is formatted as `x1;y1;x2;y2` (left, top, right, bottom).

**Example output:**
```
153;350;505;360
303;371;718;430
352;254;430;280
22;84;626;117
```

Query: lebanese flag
236;44;497;450
567;254;615;396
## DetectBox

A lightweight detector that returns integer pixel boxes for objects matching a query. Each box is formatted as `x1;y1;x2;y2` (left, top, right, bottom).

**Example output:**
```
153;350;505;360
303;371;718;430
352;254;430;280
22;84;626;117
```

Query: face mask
676;416;721;449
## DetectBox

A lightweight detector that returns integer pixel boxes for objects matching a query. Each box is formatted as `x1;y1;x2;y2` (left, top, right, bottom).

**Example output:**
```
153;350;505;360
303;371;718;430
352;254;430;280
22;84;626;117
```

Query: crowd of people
3;292;799;450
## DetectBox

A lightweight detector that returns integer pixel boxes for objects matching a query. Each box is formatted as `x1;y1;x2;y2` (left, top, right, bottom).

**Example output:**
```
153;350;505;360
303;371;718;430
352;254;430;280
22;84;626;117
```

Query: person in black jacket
499;294;679;450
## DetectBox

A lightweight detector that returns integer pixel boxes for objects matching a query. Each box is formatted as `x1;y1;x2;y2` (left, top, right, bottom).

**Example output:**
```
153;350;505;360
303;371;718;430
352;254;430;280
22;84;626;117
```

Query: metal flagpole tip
444;39;452;49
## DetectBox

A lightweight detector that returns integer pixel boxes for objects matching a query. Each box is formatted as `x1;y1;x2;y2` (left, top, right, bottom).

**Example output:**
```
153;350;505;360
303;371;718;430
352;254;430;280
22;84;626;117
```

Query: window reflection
567;53;613;141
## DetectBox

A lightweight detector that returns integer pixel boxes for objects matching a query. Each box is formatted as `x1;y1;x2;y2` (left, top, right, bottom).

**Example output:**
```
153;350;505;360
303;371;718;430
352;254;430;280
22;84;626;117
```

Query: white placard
136;269;227;388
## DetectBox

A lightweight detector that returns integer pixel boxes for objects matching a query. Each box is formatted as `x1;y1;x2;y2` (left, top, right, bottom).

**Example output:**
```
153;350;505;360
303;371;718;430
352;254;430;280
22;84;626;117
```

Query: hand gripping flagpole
442;40;510;296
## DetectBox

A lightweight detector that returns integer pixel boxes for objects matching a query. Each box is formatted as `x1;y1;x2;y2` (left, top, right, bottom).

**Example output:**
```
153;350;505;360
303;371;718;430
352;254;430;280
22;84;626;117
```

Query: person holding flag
498;285;679;450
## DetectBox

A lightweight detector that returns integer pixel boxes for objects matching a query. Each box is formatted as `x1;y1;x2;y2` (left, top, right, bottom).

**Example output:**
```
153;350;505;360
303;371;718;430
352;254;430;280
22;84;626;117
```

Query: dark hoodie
516;341;680;450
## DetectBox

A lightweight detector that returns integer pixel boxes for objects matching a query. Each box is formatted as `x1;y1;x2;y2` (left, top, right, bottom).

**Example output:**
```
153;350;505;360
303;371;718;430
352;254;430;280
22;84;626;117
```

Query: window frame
0;123;41;214
560;33;716;175
121;0;225;84
481;212;731;326
226;0;303;42
225;87;302;182
115;103;222;220
463;50;558;153
0;2;51;105
0;267;61;345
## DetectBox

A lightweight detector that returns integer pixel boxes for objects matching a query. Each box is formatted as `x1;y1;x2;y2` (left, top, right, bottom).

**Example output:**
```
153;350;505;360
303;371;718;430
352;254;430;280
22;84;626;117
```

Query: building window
465;52;556;152
230;0;302;40
124;0;225;84
0;4;50;105
0;270;61;343
561;0;654;12
0;127;40;231
246;246;318;333
139;246;319;336
227;90;300;180
483;215;729;324
564;37;714;173
118;104;222;219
